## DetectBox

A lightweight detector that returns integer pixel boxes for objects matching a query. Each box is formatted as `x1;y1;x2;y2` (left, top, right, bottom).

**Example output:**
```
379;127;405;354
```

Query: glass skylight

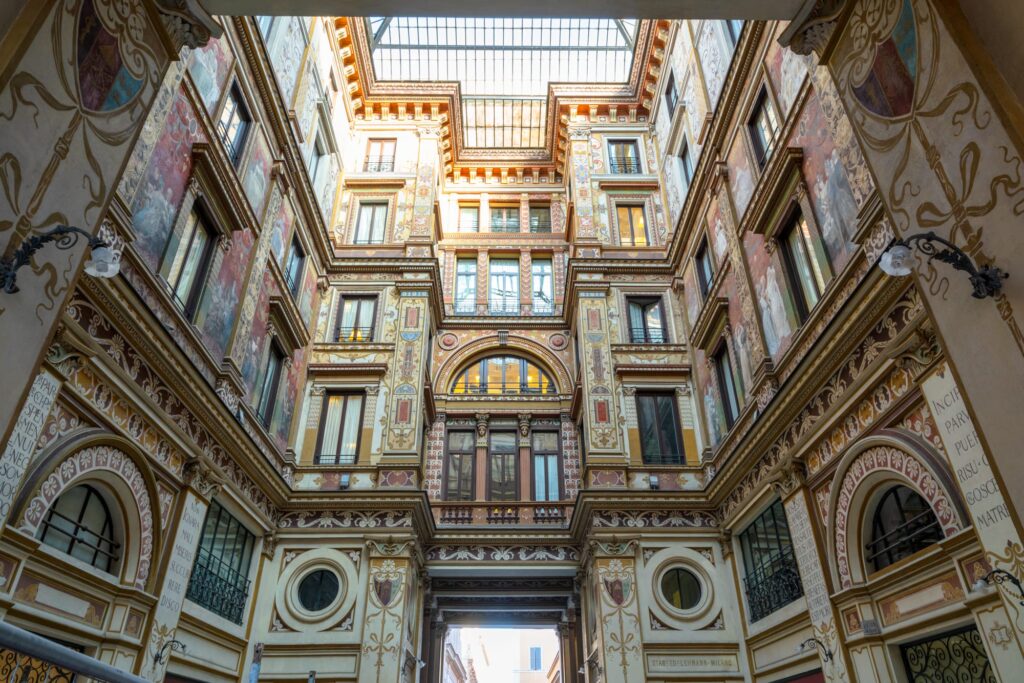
366;18;639;149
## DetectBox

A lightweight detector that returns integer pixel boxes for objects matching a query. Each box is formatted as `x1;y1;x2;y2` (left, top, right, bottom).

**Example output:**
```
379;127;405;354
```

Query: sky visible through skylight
366;18;640;148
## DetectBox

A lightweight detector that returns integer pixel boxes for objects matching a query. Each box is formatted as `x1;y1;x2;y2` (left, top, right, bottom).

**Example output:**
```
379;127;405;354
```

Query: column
518;413;531;501
358;541;414;683
474;414;488;502
381;286;430;460
406;126;439;253
139;460;222;681
565;125;600;255
575;288;625;467
773;462;851;683
0;0;219;449
587;540;645;683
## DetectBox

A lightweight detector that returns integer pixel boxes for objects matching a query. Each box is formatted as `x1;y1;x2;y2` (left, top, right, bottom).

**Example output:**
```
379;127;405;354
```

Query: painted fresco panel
270;347;305;450
242;130;273;218
269;17;306;103
131;87;205;269
242;268;274;398
270;196;296;266
698;21;727;107
188;31;232;114
194;228;254;359
744;231;795;359
298;261;318;326
726;135;754;222
765;24;811;118
789;92;859;271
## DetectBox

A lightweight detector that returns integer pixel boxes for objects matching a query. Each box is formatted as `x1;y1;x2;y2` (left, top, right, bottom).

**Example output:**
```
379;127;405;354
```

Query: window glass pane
449;431;475;452
339;395;362;457
320;395;343;457
491;432;517;453
532;432;558;452
656;395;682;456
637;395;661;457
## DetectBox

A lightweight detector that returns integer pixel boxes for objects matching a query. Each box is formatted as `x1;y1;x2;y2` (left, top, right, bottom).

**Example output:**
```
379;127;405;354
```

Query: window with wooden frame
256;341;286;427
713;342;741;429
334;295;376;342
444;431;475;501
635;392;684;465
490;205;520;232
627;296;667;343
616;204;649;246
284;235;305;297
488;431;518;502
308;132;328;189
748;88;780;168
529;205;552;233
679;141;695;191
354;201;388;244
458;204;480;232
664;70;679;118
739;499;803;622
779;208;833;323
726;19;744;46
159;202;216;320
217;82;251;164
364;138;396;172
187;501;255;624
315;392;364;464
455;258;478;314
488;257;520;314
532;431;561;502
694;238;714;298
608;139;641;174
867;485;944;572
531;258;554;315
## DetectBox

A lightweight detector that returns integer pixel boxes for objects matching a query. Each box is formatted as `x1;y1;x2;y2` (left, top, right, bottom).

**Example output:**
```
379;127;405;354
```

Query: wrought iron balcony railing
743;547;804;622
531;300;555;316
335;326;375;343
454;301;477;315
609;156;642;174
435;502;572;526
629;327;667;344
186;550;251;625
314;453;357;465
529;222;552;233
488;298;521;315
0;621;147;683
363;156;395;172
642;453;685;465
490;223;521;233
454;382;557;395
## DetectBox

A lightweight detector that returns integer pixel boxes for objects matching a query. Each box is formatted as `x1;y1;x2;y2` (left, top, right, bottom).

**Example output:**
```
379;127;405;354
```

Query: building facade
0;2;1023;683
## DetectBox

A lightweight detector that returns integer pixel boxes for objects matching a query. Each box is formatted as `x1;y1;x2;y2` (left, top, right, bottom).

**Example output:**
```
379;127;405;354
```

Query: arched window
867;485;943;572
37;484;120;574
450;355;555;395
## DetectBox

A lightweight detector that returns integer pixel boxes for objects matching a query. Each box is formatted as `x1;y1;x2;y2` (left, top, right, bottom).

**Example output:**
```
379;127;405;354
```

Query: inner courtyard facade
1;1;1024;682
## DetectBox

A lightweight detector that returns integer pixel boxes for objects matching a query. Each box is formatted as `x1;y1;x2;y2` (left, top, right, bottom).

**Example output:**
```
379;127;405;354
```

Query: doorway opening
443;627;562;683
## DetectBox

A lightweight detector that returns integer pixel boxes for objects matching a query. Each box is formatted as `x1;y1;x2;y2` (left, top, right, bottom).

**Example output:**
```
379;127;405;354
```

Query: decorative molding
154;0;223;52
778;0;847;58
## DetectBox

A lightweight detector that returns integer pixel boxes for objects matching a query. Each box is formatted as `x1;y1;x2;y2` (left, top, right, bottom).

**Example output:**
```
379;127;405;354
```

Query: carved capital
778;0;847;58
518;413;532;438
675;384;691;398
183;459;224;500
770;457;806;499
475;413;489;438
622;386;637;397
568;126;592;142
154;0;223;52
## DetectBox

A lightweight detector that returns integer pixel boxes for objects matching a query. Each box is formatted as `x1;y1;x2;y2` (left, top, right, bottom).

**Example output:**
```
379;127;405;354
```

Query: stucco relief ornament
475;414;489;438
778;0;847;57
153;0;223;52
183;459;223;500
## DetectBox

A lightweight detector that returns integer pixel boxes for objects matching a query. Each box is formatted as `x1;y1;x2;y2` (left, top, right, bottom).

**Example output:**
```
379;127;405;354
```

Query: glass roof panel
367;18;639;98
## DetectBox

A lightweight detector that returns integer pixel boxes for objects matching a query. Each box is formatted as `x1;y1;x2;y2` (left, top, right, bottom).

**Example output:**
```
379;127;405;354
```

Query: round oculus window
660;567;702;611
297;569;340;612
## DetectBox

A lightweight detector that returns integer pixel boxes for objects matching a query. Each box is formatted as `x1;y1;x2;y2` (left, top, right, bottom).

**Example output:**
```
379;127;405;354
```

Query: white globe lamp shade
879;244;913;277
84;246;120;278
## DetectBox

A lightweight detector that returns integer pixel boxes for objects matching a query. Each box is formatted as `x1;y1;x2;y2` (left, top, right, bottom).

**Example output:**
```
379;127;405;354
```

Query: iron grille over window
187;501;254;624
866;485;943;571
900;626;996;683
38;484;120;574
627;297;667;343
608;140;641;174
739;500;803;622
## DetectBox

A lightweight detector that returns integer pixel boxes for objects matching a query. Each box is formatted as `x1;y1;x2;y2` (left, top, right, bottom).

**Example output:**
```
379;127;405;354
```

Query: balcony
532;300;555;316
628;327;667;344
609;156;642;174
529;222;552;233
363;156;395;172
454;382;558;395
314;453;357;465
186;550;251;624
436;502;572;527
490;222;521;233
335;326;375;343
742;547;804;622
488;298;520;315
642;453;686;465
